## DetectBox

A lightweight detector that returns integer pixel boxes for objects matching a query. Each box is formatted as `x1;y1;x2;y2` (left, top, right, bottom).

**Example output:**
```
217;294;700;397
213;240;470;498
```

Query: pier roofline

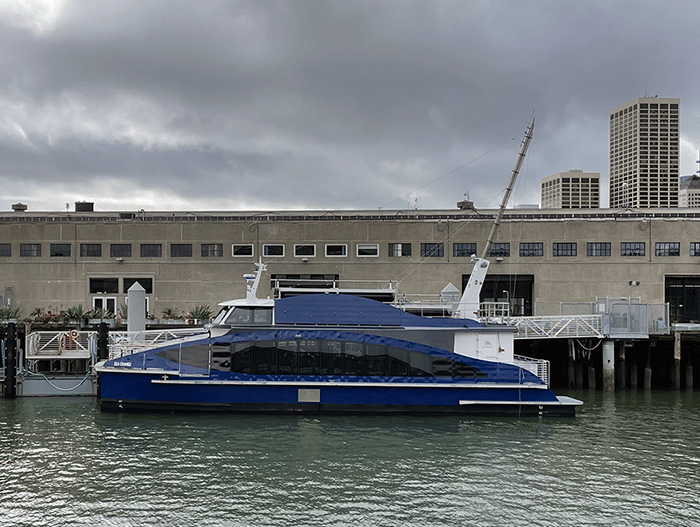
3;207;700;222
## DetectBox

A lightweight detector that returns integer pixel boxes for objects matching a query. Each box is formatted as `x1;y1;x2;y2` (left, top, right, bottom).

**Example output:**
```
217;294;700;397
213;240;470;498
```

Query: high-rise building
609;97;680;208
679;175;700;207
541;170;600;209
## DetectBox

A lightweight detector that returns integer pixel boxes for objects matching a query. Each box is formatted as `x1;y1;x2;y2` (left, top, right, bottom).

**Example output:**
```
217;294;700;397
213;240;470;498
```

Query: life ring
67;329;79;349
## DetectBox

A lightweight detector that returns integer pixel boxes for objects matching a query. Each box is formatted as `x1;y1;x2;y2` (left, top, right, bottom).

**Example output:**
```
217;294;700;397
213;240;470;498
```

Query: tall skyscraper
609;97;680;208
541;170;600;209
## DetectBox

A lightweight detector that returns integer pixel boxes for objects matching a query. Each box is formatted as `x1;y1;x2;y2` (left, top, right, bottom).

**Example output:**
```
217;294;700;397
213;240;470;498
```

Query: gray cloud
1;0;698;212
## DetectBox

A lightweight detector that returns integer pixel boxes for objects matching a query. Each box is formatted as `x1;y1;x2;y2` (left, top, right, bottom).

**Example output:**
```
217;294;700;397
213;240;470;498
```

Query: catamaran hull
98;370;580;417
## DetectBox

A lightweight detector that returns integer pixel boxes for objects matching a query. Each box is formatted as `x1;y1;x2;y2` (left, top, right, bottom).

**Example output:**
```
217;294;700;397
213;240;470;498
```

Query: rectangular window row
0;241;694;259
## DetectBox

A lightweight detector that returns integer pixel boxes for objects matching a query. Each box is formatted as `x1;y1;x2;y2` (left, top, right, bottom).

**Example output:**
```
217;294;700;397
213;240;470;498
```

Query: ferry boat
95;115;581;416
95;260;582;416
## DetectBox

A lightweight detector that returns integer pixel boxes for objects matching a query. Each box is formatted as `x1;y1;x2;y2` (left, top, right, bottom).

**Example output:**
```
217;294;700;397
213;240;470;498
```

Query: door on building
462;274;534;316
665;276;700;323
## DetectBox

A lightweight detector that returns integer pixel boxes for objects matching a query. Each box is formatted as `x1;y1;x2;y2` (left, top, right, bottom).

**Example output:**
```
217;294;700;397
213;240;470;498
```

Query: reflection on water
1;391;700;526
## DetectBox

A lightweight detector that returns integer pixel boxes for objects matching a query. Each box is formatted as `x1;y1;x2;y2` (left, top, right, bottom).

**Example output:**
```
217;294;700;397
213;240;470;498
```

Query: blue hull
96;294;582;417
98;370;578;417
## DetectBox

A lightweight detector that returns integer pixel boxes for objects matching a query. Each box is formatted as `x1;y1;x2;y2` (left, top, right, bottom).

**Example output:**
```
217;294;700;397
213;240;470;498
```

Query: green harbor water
1;391;699;526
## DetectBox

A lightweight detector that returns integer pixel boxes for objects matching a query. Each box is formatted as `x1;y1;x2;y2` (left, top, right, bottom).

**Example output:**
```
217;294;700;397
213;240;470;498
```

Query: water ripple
2;392;700;526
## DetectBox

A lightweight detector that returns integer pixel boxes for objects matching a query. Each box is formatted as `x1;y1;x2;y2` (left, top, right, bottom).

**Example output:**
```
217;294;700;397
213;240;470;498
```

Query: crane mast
456;116;535;320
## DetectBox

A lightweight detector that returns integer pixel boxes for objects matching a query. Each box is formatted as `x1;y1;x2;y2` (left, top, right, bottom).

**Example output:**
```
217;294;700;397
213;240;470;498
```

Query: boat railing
394;294;455;317
514;354;550;386
108;328;209;360
478;302;510;323
273;277;396;291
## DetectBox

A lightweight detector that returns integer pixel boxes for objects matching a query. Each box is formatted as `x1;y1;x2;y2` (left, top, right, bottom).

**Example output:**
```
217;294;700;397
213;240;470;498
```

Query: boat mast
481;115;535;259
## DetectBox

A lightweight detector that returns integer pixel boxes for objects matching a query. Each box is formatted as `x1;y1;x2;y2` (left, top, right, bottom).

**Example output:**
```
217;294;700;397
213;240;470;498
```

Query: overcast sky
1;0;699;213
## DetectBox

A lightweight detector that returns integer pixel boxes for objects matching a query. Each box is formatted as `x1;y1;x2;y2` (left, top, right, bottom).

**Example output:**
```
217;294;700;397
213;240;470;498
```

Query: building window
388;243;411;257
490;243;510;258
621;242;645;256
90;278;119;294
587;242;611;257
263;244;285;257
201;243;223;257
171;244;192;257
453;243;477;257
325;244;347;257
691;243;700;256
357;244;379;257
0;244;10;257
232;244;254;257
420;243;444;258
656;242;680;257
110;244;132;258
124;278;153;294
294;244;316;257
519;243;543;257
20;244;41;257
80;244;102;257
553;243;577;257
50;244;71;257
140;244;162;257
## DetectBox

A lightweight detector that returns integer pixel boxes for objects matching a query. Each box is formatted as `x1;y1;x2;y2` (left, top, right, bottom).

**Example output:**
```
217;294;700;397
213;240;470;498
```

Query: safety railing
26;331;96;359
514;354;550;386
510;315;604;339
108;328;209;360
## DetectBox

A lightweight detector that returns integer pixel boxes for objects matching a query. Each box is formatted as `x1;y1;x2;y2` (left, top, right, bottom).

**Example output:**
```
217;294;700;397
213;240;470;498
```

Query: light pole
502;290;510;316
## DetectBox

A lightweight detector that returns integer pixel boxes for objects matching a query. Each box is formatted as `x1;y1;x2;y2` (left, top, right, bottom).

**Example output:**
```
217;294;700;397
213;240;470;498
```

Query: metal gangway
480;298;669;340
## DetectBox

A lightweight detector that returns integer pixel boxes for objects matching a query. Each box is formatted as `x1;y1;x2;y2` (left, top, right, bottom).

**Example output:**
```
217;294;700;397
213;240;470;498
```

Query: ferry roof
274;294;484;328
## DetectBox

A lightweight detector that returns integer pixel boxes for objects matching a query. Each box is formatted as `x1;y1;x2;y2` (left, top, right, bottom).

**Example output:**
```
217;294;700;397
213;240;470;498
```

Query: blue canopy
274;294;483;328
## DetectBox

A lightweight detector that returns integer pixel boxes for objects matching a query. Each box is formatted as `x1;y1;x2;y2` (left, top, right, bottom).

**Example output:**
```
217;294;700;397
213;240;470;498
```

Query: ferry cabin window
388;243;411;257
225;338;487;378
621;242;645;256
223;307;272;325
80;243;102;257
233;244;254;257
264;244;284;257
50;244;71;257
0;244;10;257
655;242;680;257
140;244;162;257
171;243;192;257
110;244;132;258
691;243;700;256
201;243;223;257
20;243;41;257
453;243;477;257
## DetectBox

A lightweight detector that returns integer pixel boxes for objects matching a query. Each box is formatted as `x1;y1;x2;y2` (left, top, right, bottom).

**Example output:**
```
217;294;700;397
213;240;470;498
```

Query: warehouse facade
2;204;700;324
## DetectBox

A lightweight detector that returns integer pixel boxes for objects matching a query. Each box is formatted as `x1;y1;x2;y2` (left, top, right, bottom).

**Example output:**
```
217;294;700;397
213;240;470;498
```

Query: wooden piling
629;362;638;389
588;365;596;390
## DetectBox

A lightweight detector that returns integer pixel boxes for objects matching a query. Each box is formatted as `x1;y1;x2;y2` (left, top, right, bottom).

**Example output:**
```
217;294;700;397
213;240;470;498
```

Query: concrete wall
1;208;699;319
